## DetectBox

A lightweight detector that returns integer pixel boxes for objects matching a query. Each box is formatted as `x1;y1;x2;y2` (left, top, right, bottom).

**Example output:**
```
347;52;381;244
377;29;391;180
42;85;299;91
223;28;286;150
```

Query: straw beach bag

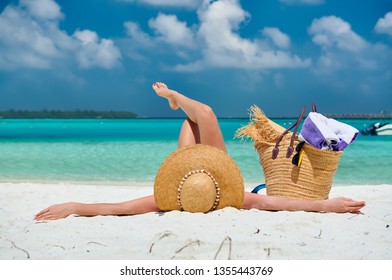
236;105;343;200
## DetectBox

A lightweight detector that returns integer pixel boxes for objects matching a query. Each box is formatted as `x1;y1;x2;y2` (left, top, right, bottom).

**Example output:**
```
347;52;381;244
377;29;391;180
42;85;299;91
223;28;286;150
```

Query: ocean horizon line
1;109;392;120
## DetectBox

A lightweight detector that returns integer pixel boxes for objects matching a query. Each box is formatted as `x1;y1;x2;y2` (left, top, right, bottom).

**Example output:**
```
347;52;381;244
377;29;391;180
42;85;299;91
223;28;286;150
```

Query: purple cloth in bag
299;112;359;151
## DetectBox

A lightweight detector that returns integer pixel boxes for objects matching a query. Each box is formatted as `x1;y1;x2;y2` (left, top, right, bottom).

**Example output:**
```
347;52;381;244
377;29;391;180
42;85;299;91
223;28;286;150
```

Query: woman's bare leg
178;118;200;148
152;82;226;152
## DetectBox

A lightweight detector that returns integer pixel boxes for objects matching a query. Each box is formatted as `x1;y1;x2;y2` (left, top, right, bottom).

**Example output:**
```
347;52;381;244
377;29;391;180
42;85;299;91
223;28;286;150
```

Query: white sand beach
0;182;391;260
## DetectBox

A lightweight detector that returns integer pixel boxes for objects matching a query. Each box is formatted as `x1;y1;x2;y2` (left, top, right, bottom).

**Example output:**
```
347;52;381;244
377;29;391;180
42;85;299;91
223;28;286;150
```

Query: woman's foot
152;82;180;110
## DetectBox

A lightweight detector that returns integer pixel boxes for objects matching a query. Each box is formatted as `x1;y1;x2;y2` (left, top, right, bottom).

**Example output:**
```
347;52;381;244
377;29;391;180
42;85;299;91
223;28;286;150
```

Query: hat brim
154;144;244;211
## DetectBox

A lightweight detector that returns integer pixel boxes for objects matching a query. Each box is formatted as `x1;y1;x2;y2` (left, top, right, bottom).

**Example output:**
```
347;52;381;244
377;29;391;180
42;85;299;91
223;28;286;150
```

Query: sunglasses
292;141;306;167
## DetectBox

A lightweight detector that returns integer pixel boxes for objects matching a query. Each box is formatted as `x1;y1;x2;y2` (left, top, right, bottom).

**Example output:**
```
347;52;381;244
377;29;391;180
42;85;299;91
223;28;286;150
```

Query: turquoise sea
0;118;391;186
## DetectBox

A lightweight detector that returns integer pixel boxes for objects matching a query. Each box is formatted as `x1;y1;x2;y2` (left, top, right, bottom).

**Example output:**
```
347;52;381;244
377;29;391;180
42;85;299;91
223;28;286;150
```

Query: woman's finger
35;208;49;217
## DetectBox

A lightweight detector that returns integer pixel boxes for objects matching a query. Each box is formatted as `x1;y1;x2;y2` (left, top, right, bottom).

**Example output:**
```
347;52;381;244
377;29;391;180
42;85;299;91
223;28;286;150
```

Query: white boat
361;122;392;136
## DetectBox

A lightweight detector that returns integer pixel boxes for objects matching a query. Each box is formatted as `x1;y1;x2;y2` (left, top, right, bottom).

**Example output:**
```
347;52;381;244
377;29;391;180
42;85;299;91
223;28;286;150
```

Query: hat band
177;169;220;211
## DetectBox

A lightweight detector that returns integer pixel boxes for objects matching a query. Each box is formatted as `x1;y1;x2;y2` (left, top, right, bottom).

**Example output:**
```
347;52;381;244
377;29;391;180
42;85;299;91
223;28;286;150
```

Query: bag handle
312;102;317;113
272;106;307;159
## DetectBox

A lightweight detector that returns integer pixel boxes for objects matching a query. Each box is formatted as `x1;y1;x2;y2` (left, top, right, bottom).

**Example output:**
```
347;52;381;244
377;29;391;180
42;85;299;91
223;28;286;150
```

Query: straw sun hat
154;144;244;213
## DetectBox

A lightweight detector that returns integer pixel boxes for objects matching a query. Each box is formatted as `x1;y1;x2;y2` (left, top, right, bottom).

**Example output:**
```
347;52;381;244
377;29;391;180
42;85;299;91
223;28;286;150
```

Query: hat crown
178;170;220;213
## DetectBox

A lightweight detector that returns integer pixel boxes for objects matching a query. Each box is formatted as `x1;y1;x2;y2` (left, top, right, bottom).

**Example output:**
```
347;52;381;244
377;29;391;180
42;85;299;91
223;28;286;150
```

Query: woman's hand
34;202;77;221
322;197;365;214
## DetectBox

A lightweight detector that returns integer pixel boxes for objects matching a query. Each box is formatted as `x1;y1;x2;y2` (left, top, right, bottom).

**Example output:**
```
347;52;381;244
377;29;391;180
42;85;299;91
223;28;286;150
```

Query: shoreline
0;182;391;260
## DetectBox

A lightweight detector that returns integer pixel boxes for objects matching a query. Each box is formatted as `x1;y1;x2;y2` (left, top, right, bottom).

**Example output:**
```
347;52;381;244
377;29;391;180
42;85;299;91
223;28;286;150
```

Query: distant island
0;110;137;119
323;113;392;119
1;109;391;119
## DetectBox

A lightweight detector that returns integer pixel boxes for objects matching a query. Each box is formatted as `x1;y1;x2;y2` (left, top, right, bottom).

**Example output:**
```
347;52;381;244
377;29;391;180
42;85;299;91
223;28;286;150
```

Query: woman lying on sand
34;82;365;221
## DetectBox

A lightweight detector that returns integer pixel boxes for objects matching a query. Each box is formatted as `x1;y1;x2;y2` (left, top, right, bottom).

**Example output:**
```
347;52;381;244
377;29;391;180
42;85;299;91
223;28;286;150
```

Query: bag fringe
235;105;287;143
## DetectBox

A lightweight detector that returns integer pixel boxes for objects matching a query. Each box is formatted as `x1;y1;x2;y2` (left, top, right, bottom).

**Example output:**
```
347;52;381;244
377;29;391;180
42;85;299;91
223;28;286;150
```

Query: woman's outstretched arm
34;192;366;221
34;195;159;220
242;192;365;214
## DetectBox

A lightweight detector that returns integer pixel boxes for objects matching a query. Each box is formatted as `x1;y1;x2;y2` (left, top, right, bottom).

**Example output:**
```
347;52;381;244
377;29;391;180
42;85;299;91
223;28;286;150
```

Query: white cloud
124;21;154;47
262;27;291;49
122;15;196;62
280;0;324;5
121;21;156;60
73;30;122;69
175;0;309;71
73;30;99;45
121;0;308;71
308;15;392;76
119;0;202;9
309;16;368;52
0;5;65;69
20;0;63;20
375;11;392;36
149;13;195;48
0;0;121;70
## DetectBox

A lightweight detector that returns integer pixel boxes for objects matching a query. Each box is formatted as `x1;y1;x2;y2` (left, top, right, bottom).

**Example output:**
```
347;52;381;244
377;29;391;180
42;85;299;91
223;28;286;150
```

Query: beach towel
299;112;359;151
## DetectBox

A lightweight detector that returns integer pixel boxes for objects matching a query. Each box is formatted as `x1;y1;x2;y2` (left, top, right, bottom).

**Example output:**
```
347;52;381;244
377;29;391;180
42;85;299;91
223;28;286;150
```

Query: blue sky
0;0;391;117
